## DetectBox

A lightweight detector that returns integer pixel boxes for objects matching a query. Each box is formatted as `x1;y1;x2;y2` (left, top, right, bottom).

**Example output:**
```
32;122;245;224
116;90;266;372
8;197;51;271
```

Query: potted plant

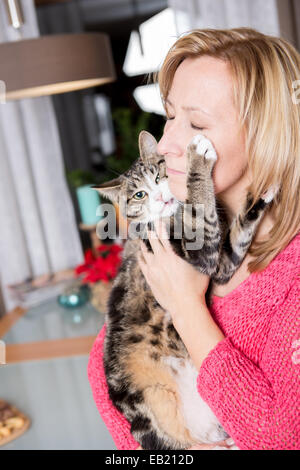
74;243;123;313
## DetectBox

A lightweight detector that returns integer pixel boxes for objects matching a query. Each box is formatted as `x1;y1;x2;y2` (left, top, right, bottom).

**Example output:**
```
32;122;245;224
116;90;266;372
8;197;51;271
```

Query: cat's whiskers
106;167;123;178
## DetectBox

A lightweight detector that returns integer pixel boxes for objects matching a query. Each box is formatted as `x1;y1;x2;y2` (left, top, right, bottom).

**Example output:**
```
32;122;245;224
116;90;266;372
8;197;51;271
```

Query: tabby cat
93;130;275;450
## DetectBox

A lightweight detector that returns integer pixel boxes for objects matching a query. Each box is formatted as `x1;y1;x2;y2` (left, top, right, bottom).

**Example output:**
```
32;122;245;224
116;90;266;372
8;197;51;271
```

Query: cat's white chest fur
162;355;228;444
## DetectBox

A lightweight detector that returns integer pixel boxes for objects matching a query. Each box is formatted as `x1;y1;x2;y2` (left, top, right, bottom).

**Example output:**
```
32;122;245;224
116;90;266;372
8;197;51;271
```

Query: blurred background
0;0;299;450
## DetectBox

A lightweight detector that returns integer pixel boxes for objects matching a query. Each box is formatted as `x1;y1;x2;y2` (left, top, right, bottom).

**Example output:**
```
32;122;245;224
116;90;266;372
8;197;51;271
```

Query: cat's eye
133;191;147;200
155;174;160;184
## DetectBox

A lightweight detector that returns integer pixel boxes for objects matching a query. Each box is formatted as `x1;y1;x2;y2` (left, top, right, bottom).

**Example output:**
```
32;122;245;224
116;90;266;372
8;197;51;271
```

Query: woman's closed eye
165;116;204;131
191;124;205;131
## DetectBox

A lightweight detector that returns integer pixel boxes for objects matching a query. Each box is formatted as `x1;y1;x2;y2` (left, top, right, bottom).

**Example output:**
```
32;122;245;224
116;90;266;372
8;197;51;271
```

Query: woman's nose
157;125;183;157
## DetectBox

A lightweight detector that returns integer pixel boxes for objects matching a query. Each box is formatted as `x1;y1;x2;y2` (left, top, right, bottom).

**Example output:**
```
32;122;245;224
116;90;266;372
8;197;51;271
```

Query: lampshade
0;33;116;101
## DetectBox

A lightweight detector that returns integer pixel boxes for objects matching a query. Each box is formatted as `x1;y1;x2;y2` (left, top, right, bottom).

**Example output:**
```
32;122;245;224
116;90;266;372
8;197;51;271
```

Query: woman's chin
167;179;187;202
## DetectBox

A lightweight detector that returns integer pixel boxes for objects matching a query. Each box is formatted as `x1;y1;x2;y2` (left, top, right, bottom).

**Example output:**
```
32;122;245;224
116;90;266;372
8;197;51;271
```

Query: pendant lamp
0;0;116;101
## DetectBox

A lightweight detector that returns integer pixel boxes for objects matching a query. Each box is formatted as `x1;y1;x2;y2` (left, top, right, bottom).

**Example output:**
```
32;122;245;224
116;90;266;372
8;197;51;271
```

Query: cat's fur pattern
93;131;274;450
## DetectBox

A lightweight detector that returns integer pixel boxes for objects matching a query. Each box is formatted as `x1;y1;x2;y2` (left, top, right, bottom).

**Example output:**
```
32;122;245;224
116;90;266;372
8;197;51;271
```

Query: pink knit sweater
87;233;300;450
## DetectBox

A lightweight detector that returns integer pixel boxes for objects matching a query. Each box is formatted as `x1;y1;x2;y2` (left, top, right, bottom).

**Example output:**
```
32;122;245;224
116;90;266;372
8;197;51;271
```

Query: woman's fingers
154;219;172;252
146;226;164;256
137;251;149;281
140;239;149;258
139;242;151;268
139;219;172;257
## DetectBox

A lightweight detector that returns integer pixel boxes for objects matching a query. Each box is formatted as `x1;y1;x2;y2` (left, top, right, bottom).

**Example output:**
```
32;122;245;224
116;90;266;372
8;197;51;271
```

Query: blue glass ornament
58;283;90;309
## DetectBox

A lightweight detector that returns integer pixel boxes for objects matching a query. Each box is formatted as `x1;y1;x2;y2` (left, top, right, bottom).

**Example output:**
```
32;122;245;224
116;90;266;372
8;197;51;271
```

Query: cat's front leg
182;134;221;275
213;186;279;284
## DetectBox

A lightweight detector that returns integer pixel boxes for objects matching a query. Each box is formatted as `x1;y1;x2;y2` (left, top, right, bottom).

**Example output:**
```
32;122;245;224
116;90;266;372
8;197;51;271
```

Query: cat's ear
91;177;122;203
139;130;158;162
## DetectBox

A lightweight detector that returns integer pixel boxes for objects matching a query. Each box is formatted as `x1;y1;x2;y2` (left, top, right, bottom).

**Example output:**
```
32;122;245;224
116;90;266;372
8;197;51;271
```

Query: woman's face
157;56;250;205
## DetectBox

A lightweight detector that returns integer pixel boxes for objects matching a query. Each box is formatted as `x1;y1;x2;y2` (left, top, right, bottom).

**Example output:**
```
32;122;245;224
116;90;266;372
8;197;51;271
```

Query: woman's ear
91;177;122;203
138;130;158;162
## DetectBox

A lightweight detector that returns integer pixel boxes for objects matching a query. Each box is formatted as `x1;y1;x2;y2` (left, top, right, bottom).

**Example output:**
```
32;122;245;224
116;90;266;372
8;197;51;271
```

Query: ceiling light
133;83;165;115
123;8;190;77
0;1;116;101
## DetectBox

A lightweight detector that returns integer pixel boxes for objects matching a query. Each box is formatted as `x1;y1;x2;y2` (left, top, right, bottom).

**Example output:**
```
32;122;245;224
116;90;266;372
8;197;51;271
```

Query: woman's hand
137;219;210;323
137;218;225;371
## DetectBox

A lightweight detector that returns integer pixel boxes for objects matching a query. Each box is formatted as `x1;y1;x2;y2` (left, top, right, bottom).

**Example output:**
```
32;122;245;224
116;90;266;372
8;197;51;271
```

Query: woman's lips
166;167;186;176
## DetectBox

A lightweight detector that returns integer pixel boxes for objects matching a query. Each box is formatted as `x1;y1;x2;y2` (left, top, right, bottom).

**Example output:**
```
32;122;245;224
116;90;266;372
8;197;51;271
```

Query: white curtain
169;0;282;36
0;0;83;312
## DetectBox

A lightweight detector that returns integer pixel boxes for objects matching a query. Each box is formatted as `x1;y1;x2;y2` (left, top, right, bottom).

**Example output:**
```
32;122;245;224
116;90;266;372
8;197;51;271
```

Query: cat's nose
154;192;163;202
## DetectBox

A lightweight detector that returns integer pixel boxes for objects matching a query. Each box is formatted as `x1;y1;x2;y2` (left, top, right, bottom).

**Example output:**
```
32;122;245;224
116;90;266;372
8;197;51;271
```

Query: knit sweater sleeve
197;277;300;450
87;323;140;450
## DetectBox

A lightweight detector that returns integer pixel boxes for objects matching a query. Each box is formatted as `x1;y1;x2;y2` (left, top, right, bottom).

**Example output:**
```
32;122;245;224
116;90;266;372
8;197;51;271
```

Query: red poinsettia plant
75;244;123;284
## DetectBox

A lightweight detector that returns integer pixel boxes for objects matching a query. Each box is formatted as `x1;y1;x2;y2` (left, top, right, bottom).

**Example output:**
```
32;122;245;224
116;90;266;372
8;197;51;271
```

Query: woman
87;28;300;450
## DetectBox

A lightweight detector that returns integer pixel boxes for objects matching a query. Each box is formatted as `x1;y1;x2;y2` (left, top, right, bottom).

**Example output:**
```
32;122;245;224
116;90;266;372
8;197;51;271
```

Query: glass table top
0;298;115;449
2;298;105;345
0;298;116;450
0;355;116;450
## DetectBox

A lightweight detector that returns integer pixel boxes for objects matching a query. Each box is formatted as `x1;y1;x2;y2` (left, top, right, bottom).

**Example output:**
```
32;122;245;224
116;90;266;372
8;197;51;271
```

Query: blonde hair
151;27;300;272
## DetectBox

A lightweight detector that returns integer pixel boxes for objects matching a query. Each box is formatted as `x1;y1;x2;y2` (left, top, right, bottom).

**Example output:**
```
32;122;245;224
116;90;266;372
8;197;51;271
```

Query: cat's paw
211;438;239;450
191;134;218;161
261;184;279;203
211;445;238;450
